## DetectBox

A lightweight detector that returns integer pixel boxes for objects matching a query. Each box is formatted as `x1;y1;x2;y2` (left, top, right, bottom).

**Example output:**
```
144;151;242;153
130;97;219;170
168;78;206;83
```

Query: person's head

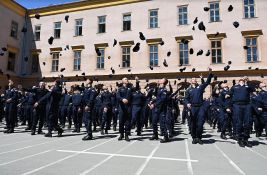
159;78;168;88
191;78;197;86
39;82;45;89
238;78;245;86
221;83;228;90
86;78;93;87
8;80;14;88
122;77;129;85
102;85;108;91
259;83;267;91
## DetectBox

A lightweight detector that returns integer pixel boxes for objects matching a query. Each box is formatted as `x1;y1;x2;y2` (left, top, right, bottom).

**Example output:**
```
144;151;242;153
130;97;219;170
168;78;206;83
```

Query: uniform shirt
72;92;83;106
83;87;96;107
5;88;18;104
131;91;145;106
258;91;267;109
116;85;132;106
101;91;112;107
230;84;254;104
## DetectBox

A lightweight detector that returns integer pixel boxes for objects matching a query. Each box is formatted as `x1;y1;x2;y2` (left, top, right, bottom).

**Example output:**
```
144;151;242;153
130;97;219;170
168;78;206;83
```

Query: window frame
51;52;60;72
209;1;221;22
96;48;105;69
7;52;16;72
31;54;39;73
149;44;159;66
122;46;131;68
10;21;18;39
54;22;62;39
178;5;188;25
73;50;81;71
211;40;223;64
179;42;189;65
34;25;41;41
245;37;258;62
98;16;106;33
75;19;83;36
122;13;132;31
244;0;256;18
149;9;159;28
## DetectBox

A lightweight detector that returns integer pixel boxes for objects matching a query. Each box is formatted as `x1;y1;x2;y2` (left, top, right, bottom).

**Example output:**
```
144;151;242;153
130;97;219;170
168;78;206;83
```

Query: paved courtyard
0;121;267;175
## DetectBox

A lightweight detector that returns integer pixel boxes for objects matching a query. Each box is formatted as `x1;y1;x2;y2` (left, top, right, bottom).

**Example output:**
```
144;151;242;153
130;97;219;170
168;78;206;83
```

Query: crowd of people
0;71;267;147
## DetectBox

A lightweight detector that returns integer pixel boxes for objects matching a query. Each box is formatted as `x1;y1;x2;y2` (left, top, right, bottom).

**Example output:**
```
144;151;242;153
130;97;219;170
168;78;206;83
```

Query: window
10;21;18;38
210;2;220;22
246;37;258;62
74;51;81;71
178;6;188;25
211;40;222;64
51;53;59;72
123;14;131;31
149;9;158;28
98;16;106;33
122;47;131;68
32;55;39;73
7;52;16;71
54;22;61;39
149;45;158;66
179;43;189;65
34;25;41;41
75;19;83;36
244;0;255;18
96;49;105;69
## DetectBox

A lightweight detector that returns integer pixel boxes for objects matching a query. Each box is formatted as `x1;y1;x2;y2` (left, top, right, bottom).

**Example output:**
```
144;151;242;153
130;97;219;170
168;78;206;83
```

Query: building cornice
0;0;26;17
28;0;150;17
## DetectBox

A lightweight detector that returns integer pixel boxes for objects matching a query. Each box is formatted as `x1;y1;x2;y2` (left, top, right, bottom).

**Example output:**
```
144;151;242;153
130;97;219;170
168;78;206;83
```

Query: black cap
260;74;264;78
224;65;230;71
24;56;28;62
0;52;4;56
248;66;252;70
181;39;189;44
233;21;239;28
118;64;121;67
128;69;131;72
232;80;236;85
163;59;168;67
66;45;69;50
215;32;220;37
146;79;149;82
193;17;198;24
190;48;194;55
139;32;146;41
133;43;140;52
35;14;40;19
228;61;232;65
21;27;27;33
204;7;210;11
179;63;183;67
60;68;66;72
228;5;234;12
111;68;115;74
65;15;69;23
205;50;210;56
60;54;62;56
243;46;249;50
42;62;46;66
167;51;171;57
198;21;206;32
255;68;259;70
2;47;7;52
149;65;153;70
197;50;203;56
192;26;195;31
224;80;228;83
113;39;117;47
75;74;78;77
192;68;196;72
179;68;184;72
174;80;177;85
81;72;85;76
95;48;101;56
108;56;111;59
48;36;54;45
160;41;165;46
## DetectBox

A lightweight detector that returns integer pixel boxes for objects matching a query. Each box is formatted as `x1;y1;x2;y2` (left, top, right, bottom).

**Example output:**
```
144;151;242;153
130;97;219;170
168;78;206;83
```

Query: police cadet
31;82;49;135
23;88;36;131
149;78;169;143
229;77;254;147
250;88;263;137
257;83;267;138
61;89;73;129
131;77;145;136
82;79;97;141
100;86;112;135
34;80;64;137
116;77;132;141
185;71;213;144
93;88;102;132
4;80;18;134
71;86;83;133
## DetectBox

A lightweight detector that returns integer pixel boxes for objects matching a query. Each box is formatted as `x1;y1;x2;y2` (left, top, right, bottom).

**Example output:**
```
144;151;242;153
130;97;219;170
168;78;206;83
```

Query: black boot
8;128;14;134
198;138;203;145
160;136;170;143
58;128;63;137
192;138;198;144
113;125;117;131
45;132;52;137
244;140;252;147
105;130;108;134
31;130;36;135
125;134;130;142
77;128;80;133
82;133;93;140
149;134;159;140
101;130;104;135
220;133;227;140
118;134;124;141
238;140;245;147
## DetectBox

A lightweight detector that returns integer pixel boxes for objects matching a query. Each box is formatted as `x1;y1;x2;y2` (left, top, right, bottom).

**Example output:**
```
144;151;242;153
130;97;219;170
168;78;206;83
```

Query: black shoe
217;128;221;133
58;128;63;137
105;130;108;134
149;134;159;140
77;128;80;133
101;130;104;135
37;130;45;135
238;140;245;147
137;132;141;136
7;129;14;134
118;134;124;141
93;127;97;132
198;139;203;145
160;136;170;143
192;138;198;144
45;132;52;137
31;130;36;135
125;135;130;142
244;140;252;147
82;134;93;141
220;133;227;140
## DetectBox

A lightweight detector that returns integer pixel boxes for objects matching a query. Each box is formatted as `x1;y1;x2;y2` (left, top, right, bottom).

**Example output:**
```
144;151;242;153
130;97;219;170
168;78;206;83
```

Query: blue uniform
131;90;145;134
4;87;18;133
101;90;112;132
257;90;267;136
72;91;83;132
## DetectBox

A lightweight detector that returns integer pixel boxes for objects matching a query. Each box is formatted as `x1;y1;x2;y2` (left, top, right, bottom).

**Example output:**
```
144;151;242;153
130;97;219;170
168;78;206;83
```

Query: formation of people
1;70;267;147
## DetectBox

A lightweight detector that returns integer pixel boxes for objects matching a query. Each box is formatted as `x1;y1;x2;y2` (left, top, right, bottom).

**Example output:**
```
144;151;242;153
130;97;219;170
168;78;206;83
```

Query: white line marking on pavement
80;140;137;175
135;143;160;175
57;150;198;162
245;147;267;160
21;138;117;175
214;144;246;175
0;150;52;166
185;139;194;175
0;137;68;155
